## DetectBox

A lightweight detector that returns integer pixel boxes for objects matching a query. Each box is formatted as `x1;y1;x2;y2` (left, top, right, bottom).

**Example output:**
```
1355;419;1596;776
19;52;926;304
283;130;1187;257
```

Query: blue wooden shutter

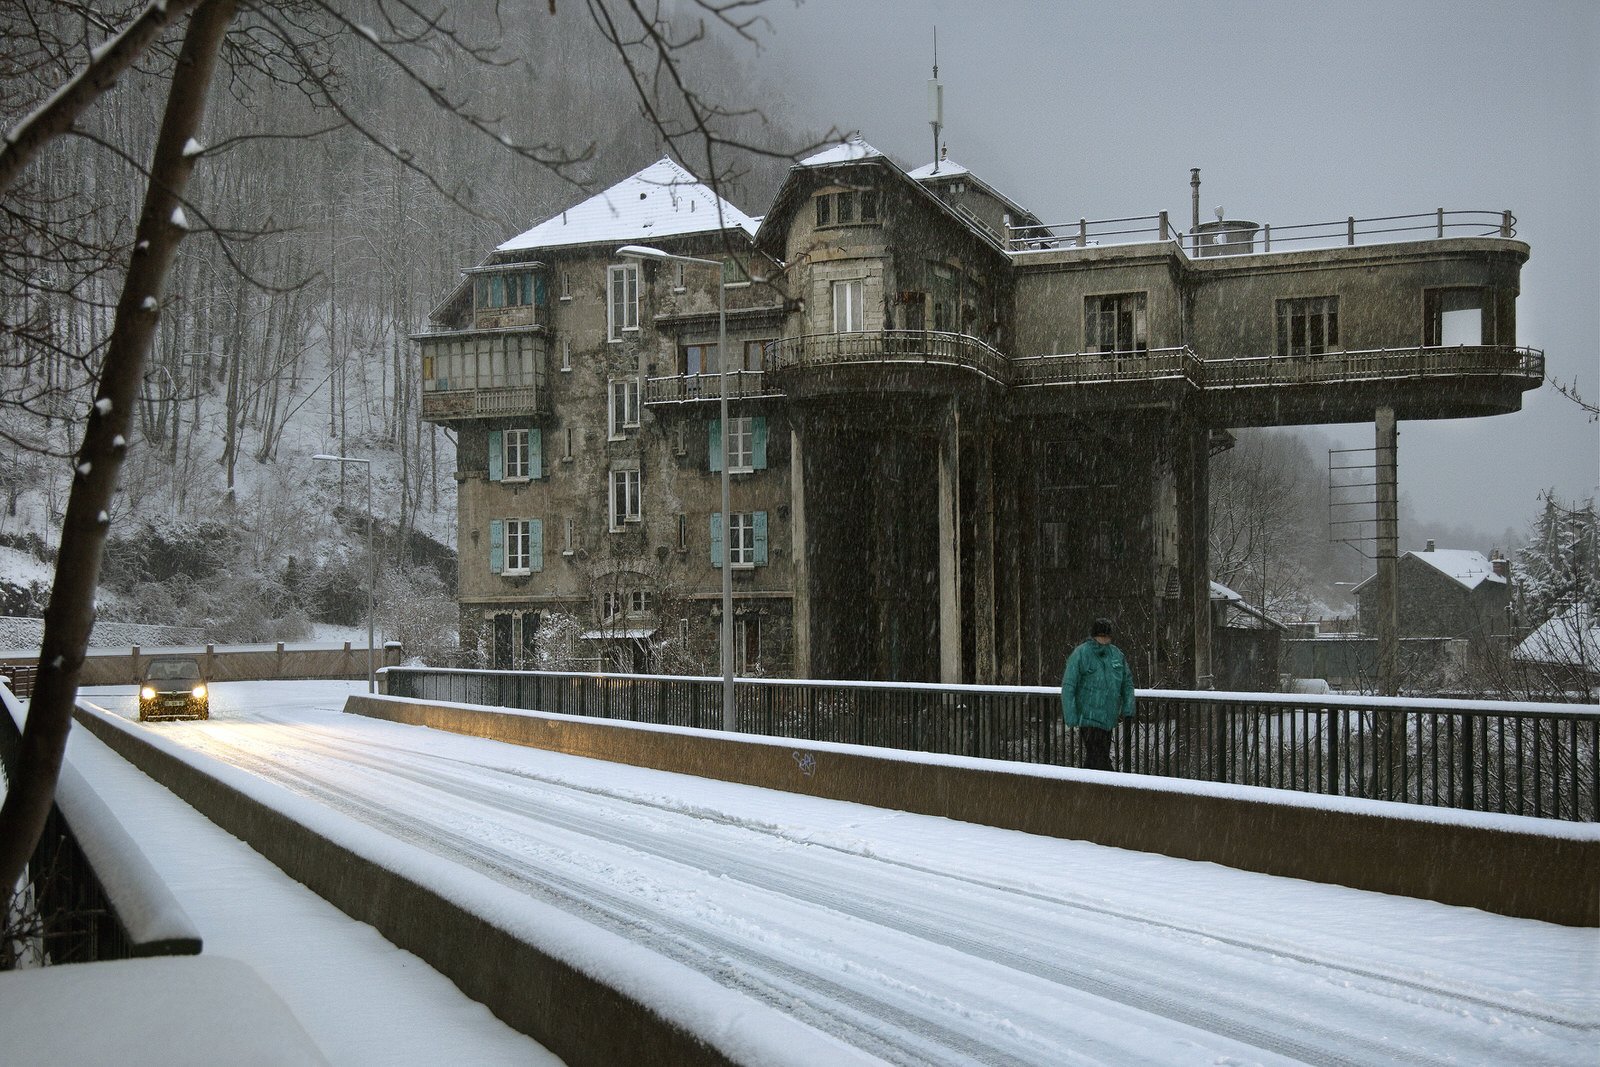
489;520;504;573
488;430;503;482
752;417;768;470
708;418;722;472
709;512;723;568
529;519;544;572
529;428;543;479
754;511;768;565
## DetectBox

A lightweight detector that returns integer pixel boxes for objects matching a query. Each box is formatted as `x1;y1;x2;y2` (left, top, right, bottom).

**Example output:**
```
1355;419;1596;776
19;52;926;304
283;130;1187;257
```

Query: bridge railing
383;668;1600;822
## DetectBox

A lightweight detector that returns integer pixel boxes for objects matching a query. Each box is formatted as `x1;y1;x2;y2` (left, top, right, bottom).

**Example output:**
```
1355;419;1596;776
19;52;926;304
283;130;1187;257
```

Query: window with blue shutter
709;512;723;568
488;430;503;482
489;519;504;573
708;418;722;473
753;511;768;565
752;418;768;470
529;428;543;479
529;518;544;572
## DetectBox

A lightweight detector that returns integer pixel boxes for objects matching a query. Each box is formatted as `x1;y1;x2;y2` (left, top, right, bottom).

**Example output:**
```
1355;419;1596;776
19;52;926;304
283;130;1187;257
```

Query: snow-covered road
86;682;1597;1066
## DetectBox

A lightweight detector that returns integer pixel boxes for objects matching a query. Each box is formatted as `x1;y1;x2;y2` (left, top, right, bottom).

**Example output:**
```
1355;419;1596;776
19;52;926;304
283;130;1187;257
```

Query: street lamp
313;453;375;693
616;243;735;732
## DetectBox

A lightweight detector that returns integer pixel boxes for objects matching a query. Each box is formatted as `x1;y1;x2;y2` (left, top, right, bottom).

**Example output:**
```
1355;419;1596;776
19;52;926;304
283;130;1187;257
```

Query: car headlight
192;684;207;699
140;686;156;700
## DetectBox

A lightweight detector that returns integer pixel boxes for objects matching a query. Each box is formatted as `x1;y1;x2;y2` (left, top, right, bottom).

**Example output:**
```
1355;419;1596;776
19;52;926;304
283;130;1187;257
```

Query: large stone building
417;141;1540;687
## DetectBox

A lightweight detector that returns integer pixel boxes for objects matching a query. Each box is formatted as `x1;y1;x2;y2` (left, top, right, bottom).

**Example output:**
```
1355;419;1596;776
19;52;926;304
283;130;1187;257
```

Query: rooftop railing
1201;345;1545;389
1011;346;1204;388
383;668;1599;822
1007;209;1519;257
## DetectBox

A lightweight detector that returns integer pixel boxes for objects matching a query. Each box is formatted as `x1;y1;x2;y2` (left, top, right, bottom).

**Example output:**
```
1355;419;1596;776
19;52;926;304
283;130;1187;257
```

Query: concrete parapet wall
69;703;738;1067
346;694;1600;927
0;644;399;688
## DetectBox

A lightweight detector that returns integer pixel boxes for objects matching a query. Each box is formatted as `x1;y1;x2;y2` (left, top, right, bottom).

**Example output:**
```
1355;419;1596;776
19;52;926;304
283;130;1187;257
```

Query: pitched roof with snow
905;160;971;180
797;138;884;167
1350;547;1508;595
496;158;758;253
1514;604;1600;667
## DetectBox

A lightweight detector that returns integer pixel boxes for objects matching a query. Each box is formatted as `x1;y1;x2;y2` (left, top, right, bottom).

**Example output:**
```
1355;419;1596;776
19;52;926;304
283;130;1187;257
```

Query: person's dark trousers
1080;725;1113;771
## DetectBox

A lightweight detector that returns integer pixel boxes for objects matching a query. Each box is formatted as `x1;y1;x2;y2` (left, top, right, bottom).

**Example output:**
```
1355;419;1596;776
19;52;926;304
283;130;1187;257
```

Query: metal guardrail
1200;345;1545;389
384;668;1600;822
1011;346;1204;387
1007;208;1518;256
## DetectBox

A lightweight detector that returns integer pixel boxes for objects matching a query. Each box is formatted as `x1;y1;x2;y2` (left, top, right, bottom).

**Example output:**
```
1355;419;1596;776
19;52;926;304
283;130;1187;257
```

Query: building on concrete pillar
417;141;1541;688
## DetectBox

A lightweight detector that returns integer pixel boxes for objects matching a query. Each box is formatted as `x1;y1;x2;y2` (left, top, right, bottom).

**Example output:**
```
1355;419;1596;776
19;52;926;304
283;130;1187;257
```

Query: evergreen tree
1514;491;1598;628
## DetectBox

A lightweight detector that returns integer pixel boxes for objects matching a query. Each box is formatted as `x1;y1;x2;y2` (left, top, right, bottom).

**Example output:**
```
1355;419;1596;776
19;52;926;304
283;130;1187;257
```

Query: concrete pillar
937;399;962;684
972;417;997;684
1190;427;1213;689
789;419;811;679
996;431;1023;684
1375;407;1399;696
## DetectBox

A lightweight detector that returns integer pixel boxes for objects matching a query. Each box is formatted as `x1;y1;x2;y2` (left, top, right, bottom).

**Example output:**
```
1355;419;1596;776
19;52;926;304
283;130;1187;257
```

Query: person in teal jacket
1060;617;1136;771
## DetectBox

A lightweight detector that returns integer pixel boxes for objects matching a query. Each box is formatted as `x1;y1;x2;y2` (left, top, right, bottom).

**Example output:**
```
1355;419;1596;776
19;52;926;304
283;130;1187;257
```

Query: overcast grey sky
745;0;1598;542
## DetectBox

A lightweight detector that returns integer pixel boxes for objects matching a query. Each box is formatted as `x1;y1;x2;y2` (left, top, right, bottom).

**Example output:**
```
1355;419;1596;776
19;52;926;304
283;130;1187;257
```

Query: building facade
418;142;1540;687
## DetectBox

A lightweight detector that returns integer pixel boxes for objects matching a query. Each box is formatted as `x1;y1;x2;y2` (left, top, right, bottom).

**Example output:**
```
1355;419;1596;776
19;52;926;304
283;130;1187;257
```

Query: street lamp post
313;453;375;693
616;244;734;731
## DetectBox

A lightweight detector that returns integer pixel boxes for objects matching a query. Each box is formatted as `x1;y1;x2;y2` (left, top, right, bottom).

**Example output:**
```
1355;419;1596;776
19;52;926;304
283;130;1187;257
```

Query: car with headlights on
138;656;209;721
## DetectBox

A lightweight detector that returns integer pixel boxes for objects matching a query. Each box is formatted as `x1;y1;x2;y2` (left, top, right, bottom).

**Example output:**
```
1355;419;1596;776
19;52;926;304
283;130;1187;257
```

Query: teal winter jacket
1060;639;1135;731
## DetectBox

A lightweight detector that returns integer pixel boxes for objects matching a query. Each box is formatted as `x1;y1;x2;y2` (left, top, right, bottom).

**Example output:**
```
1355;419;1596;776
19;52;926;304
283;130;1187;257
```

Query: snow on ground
8;681;556;1067
45;680;1600;1065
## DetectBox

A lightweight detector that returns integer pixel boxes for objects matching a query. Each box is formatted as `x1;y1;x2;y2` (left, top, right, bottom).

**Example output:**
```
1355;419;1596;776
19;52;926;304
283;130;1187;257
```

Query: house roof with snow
1209;580;1286;630
1350;547;1508;595
1513;604;1600;668
496;158;758;254
756;136;1009;259
906;156;1044;229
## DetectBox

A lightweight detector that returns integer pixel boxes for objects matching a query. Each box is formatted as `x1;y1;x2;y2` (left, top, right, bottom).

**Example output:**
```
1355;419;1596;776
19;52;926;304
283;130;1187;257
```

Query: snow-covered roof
497;158;757;253
1351;548;1507;595
797;137;884;167
1209;580;1286;630
905;160;970;180
1514;605;1600;667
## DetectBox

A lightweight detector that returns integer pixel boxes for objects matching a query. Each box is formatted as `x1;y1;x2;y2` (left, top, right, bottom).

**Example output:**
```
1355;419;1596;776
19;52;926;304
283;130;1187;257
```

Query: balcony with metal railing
769;330;1012;396
643;369;784;406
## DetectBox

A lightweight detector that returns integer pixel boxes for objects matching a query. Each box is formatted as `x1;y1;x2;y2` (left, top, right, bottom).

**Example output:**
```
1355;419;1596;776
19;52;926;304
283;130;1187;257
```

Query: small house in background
1209;581;1285;691
1353;542;1512;642
1513;604;1600;693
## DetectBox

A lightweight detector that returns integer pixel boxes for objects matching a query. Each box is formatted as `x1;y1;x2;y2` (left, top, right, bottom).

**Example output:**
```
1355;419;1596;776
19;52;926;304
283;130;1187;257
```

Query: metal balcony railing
643;369;782;405
1011;346;1204;388
384;669;1600;822
1008;209;1519;257
771;330;1011;385
1201;345;1545;389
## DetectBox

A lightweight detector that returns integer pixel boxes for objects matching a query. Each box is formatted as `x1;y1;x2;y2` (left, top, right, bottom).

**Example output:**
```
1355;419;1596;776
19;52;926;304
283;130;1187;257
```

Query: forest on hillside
0;0;813;657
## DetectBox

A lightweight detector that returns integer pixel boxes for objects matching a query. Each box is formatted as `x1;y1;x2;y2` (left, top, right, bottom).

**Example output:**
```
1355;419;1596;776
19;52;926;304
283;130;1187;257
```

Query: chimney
1492;552;1510;580
1424;539;1435;552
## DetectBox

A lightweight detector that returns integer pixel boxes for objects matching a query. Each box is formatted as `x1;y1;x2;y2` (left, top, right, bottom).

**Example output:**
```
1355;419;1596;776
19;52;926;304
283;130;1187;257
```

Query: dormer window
814;189;878;229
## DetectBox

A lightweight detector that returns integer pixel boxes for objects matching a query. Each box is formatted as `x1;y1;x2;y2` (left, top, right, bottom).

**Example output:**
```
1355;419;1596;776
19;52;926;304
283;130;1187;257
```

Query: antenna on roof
928;27;943;175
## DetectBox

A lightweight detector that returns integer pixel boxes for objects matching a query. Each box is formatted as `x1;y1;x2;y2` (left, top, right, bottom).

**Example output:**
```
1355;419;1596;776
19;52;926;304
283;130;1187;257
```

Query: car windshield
146;659;201;681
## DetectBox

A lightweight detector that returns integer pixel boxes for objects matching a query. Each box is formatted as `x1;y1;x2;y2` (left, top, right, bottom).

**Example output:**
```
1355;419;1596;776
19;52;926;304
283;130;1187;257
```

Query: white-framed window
563;426;574;461
1424;288;1486;346
505;518;532;574
560;338;572;371
602;587;651;620
677;513;688;551
503;428;530;480
728;511;756;567
832;279;864;333
727;416;755;473
629;590;650;614
609;469;641;529
743;339;773;371
564;516;574;554
1277;295;1339;357
602;589;623;620
608;264;639;340
608;378;640;438
673;262;686;291
559;270;571;301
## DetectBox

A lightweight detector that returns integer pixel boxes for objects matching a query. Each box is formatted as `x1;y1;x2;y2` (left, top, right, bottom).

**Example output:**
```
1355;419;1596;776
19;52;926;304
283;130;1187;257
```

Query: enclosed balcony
417;330;550;423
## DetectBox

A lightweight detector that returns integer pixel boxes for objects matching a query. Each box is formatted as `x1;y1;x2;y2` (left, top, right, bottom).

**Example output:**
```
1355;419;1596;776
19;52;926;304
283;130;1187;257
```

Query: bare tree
1;0;811;907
